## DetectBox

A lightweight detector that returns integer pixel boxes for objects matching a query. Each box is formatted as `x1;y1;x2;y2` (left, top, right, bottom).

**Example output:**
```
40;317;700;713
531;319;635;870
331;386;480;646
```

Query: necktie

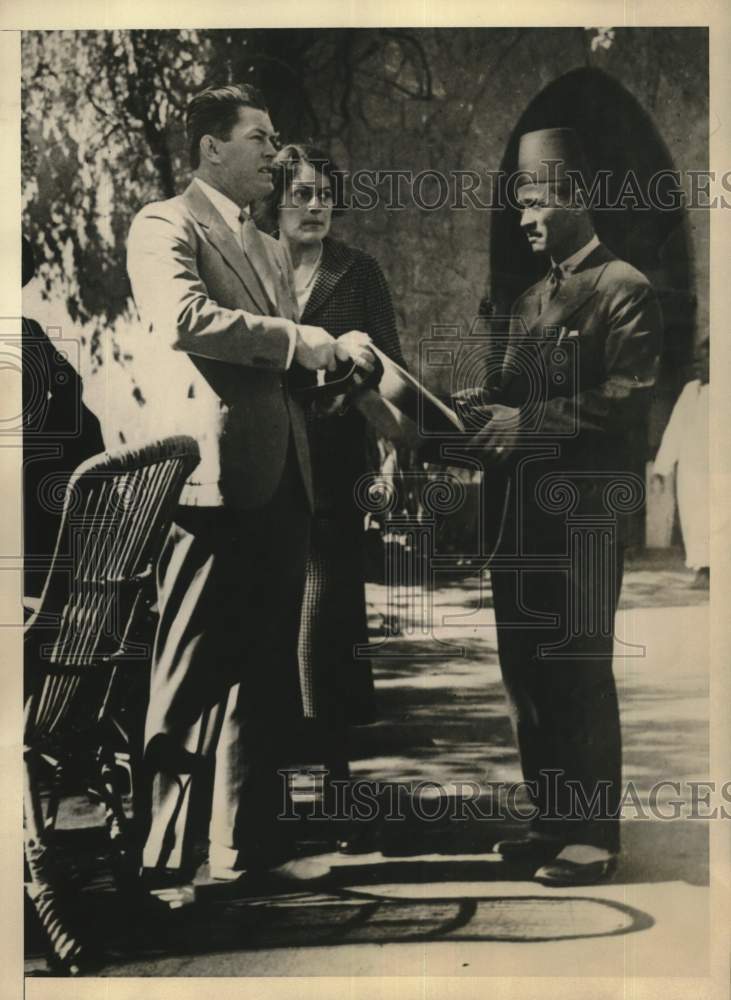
545;263;563;300
238;211;278;309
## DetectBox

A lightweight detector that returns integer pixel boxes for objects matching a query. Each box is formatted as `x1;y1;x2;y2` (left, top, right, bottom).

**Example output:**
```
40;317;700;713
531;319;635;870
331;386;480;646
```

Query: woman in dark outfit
260;144;405;842
22;237;105;599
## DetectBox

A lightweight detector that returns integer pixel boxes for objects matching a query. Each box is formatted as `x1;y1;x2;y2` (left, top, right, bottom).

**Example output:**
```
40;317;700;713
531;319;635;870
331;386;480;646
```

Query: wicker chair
23;436;199;974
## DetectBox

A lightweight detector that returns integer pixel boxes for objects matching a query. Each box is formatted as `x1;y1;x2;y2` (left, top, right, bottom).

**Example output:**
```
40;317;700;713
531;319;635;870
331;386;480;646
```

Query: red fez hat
516;127;591;188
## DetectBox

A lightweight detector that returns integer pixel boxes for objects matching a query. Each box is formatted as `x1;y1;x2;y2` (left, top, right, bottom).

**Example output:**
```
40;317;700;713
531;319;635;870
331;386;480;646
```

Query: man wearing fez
458;128;662;884
126;84;372;886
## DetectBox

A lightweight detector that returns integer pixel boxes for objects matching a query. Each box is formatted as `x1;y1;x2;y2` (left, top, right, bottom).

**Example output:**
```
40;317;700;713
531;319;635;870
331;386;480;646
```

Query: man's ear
564;191;586;215
569;184;591;213
199;134;220;165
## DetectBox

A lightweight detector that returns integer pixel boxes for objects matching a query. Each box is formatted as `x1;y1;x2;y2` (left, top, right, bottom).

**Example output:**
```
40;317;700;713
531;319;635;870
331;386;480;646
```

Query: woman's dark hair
257;142;345;233
186;83;268;169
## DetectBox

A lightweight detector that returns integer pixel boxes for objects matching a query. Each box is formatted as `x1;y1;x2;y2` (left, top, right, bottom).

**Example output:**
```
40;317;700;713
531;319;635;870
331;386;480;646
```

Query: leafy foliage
22;28;434;350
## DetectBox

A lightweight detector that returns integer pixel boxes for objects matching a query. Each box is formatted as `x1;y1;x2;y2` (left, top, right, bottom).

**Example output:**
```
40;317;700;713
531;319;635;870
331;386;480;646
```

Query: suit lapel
501;243;615;386
528;243;616;337
502;283;541;371
301;237;354;322
518;284;543;334
182;182;272;316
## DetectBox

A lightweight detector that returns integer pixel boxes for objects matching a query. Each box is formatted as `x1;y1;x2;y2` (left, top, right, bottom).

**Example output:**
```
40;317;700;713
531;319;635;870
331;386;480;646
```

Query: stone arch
489;66;697;458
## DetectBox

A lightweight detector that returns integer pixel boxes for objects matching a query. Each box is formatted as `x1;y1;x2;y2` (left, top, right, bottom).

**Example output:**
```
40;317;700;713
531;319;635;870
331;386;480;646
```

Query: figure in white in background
653;339;709;588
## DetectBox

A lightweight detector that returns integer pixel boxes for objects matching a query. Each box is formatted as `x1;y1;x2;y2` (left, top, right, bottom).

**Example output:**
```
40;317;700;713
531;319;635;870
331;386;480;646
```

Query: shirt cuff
284;322;298;369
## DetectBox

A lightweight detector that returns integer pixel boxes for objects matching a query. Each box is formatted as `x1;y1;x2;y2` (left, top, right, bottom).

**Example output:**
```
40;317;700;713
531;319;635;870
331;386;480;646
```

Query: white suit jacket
127;180;312;509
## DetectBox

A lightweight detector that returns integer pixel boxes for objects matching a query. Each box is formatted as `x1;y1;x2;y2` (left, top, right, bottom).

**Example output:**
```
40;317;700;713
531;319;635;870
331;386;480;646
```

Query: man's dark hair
186;83;268;169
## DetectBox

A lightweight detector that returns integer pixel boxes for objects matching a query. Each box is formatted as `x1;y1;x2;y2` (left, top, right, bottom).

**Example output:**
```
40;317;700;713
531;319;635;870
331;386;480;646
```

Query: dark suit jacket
486;242;663;551
127;180;312;510
295;236;405;514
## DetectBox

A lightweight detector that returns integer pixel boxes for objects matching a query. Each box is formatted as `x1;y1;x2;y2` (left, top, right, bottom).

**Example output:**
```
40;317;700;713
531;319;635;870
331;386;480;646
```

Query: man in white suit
127;83;372;885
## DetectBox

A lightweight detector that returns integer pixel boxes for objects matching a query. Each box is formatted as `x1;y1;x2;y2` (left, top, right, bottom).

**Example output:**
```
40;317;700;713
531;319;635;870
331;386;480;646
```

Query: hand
452;386;494;419
452;386;499;435
468;403;522;461
452;386;489;408
294;325;338;371
335;329;375;373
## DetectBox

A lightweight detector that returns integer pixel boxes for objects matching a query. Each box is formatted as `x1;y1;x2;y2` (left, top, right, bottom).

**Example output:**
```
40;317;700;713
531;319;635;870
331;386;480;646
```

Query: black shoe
492;836;563;865
336;827;377;855
533;851;618;887
337;838;365;855
139;866;192;891
243;856;333;891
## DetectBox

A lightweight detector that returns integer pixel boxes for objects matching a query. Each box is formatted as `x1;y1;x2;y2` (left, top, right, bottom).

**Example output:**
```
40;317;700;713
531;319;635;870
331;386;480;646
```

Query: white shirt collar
194;177;249;234
554;233;600;275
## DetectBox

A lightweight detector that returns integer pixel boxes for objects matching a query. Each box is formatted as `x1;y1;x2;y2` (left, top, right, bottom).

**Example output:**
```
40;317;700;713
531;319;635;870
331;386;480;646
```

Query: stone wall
22;27;709;552
312;27;708;399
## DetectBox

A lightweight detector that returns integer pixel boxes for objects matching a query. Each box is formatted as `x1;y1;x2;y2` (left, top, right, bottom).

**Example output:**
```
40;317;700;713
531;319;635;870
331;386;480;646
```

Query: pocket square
566;329;579;338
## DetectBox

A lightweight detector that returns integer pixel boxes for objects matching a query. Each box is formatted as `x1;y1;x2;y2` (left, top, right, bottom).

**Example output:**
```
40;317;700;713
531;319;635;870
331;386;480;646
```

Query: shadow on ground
24;806;706;975
25;558;709;975
26;825;661;977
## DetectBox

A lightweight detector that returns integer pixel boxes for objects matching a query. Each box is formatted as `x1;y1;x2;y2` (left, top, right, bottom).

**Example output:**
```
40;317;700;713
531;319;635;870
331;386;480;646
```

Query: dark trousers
142;448;310;871
490;544;624;852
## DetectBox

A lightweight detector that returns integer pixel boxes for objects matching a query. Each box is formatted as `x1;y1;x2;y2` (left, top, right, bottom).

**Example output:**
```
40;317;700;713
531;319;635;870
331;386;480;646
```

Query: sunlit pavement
25;554;711;978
